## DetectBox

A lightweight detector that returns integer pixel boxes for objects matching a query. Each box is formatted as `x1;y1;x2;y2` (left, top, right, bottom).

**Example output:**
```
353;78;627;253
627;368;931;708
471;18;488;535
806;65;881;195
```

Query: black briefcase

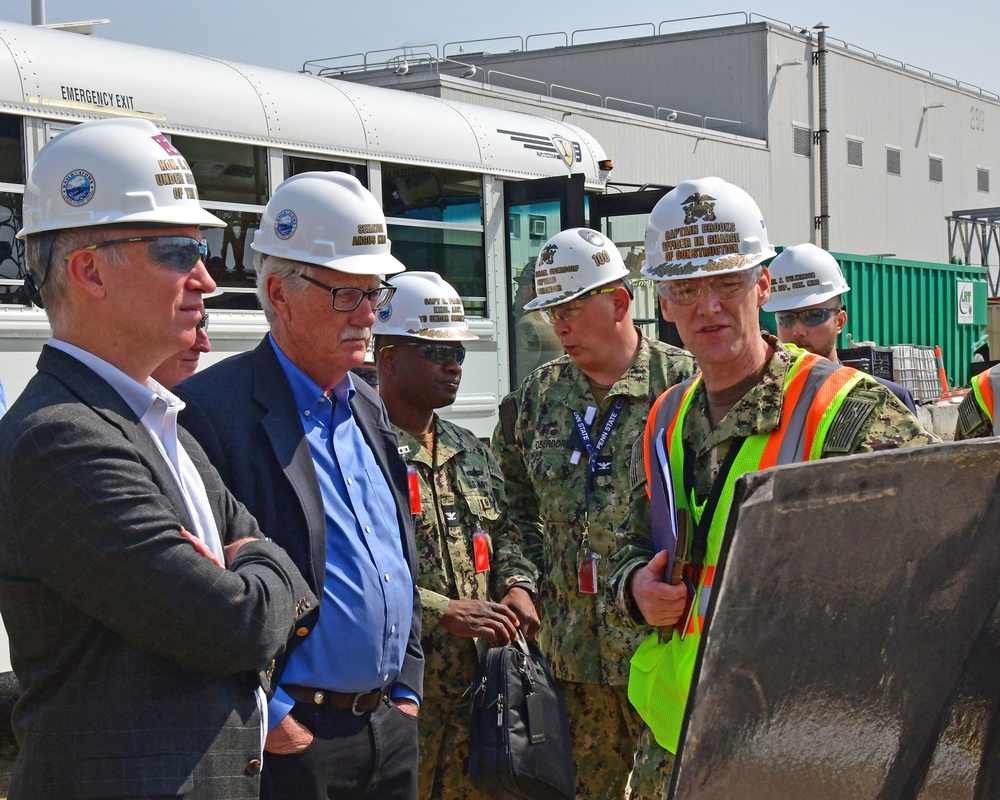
467;632;575;800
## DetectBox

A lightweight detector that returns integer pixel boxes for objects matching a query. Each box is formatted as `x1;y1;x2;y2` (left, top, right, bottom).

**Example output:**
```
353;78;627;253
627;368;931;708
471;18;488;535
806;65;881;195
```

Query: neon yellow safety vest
970;367;1000;435
628;349;865;754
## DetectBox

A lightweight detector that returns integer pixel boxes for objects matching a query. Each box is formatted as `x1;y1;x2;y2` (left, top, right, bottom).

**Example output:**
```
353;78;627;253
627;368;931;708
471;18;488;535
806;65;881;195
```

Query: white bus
0;18;669;440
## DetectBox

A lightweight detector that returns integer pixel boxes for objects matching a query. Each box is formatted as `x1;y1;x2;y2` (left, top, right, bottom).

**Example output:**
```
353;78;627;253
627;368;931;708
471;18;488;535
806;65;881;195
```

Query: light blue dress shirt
268;336;414;728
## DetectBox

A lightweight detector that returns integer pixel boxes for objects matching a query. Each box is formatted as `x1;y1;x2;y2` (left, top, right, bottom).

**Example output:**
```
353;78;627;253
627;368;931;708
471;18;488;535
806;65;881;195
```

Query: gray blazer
0;345;315;800
176;337;424;700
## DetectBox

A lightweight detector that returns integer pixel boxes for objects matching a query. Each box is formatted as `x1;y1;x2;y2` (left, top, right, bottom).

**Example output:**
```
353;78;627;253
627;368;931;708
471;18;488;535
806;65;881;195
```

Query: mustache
340;326;371;342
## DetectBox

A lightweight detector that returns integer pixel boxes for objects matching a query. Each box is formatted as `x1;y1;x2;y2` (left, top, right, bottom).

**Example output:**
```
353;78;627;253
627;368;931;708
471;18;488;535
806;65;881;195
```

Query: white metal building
319;13;1000;277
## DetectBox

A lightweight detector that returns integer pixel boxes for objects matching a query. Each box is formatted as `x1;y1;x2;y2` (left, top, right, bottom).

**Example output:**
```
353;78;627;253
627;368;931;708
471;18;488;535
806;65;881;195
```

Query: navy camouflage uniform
491;332;697;799
606;337;939;799
395;416;514;800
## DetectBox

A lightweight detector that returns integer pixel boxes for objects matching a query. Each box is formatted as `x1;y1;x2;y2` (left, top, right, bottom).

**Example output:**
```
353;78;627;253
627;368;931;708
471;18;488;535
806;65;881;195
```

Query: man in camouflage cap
375;272;520;800
491;228;698;799
605;177;937;799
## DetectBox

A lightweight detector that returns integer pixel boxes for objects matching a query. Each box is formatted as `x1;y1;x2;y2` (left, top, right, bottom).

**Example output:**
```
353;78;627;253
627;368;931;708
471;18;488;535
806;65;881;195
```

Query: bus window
382;164;486;317
0;192;26;306
200;209;262;310
386;224;485;318
0;113;24;185
171;136;268;206
0;114;26;306
285;155;368;186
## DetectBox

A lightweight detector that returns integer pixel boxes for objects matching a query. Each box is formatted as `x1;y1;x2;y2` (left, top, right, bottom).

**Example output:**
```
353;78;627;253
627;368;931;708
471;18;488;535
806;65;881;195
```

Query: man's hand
393;697;419;718
441;599;520;645
179;528;222;568
499;586;540;641
223;536;256;566
264;712;314;755
629;550;689;627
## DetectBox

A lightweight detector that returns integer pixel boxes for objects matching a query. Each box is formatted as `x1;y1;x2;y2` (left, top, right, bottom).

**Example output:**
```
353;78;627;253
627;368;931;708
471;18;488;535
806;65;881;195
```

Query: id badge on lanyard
569;399;625;594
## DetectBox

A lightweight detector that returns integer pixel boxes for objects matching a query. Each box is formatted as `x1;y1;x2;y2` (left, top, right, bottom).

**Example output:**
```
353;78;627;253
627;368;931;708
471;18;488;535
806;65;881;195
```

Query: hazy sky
5;1;998;95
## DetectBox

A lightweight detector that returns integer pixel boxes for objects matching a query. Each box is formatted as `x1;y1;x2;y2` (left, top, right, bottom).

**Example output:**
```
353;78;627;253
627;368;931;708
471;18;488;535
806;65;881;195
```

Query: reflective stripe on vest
970;367;1000;435
632;350;864;753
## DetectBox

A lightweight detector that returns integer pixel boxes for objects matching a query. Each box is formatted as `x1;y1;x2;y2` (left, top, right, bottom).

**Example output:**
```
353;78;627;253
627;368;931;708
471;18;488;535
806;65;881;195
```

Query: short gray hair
254;252;311;323
25;227;129;325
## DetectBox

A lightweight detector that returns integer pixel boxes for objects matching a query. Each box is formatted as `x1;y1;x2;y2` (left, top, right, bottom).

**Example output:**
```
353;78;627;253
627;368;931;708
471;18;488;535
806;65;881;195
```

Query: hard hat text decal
154;158;197;201
419;296;465;324
772;271;821;294
353;222;387;246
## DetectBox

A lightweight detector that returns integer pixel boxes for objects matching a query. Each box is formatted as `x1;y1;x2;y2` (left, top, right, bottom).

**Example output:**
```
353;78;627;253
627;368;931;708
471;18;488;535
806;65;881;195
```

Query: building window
978;167;990;193
847;137;863;168
886;147;901;176
793;125;812;158
929;156;944;184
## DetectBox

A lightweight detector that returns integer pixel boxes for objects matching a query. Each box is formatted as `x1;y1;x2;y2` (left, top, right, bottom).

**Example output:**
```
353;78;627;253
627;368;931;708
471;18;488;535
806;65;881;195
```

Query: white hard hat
373;271;477;341
643;177;776;281
762;244;850;312
17;117;224;238
251;172;404;276
523;227;629;311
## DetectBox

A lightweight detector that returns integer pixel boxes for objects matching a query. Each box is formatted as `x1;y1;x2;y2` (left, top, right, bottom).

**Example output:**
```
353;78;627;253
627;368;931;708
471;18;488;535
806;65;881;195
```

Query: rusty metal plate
672;440;1000;800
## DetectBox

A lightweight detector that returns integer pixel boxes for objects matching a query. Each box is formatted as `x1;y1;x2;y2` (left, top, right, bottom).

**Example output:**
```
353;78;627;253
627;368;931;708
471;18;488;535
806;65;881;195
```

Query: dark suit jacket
0;346;315;800
176;337;424;700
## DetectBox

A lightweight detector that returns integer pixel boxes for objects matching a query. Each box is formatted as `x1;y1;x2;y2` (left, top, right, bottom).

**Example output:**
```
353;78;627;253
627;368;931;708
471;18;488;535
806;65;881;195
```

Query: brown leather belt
284;685;386;716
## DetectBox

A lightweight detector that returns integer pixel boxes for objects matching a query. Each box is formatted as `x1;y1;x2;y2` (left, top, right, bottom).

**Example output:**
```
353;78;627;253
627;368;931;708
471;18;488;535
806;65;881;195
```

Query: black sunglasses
379;342;466;366
299;272;396;312
77;236;209;272
775;307;842;328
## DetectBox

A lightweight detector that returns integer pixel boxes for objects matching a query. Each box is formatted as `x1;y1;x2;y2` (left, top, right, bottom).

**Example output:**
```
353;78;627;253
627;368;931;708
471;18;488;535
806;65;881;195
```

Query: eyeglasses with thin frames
298;272;396;312
775;307;842;328
74;236;209;272
541;285;618;324
379;342;467;366
659;270;759;306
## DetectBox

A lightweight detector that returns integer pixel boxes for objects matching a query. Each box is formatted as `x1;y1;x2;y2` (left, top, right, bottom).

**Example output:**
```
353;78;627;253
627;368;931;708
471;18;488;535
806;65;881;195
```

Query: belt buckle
351;689;378;716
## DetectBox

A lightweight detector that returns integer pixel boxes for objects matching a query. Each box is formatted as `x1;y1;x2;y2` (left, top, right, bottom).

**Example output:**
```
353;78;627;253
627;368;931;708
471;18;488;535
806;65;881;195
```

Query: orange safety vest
628;348;866;753
970;367;1000;435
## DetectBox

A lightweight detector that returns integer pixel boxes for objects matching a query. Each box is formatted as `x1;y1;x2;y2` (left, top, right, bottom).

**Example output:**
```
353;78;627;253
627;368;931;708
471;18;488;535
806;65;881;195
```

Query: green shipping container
766;250;988;390
835;253;988;390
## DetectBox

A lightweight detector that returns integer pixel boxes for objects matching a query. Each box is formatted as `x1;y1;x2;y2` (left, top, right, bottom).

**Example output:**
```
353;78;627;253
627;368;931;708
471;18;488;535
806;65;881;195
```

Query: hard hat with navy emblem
522;227;629;312
372;271;477;341
643;177;776;281
252;172;404;276
18;117;224;238
762;243;850;312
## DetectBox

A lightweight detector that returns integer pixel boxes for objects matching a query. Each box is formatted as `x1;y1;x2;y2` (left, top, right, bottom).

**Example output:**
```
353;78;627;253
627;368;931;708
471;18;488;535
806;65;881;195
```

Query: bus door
503;174;586;388
590;186;683;348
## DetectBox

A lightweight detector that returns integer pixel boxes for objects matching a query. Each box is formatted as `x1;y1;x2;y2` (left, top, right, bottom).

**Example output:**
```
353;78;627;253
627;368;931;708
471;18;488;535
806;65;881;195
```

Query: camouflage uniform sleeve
822;382;939;456
419;585;451;634
605;434;656;632
955;391;993;440
488;390;541;600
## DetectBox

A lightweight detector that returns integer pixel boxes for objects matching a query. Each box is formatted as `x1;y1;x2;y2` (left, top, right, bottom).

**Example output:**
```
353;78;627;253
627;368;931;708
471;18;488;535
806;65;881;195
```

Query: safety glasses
775;307;842;328
299;272;396;312
78;236;209;272
541;286;618;324
380;342;467;366
659;270;758;306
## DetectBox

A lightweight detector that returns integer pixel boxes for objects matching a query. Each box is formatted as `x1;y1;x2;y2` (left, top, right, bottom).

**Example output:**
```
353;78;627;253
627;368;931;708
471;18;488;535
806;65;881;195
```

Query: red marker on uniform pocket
473;531;490;573
407;466;421;514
